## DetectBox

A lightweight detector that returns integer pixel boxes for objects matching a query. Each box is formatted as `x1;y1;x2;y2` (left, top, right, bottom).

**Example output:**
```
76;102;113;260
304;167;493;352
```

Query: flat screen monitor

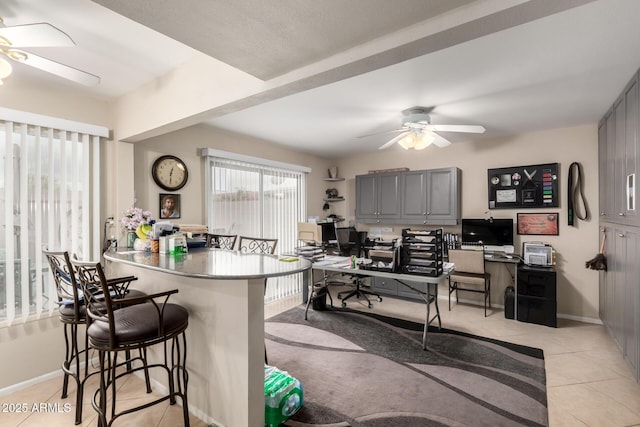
461;218;514;247
319;222;337;243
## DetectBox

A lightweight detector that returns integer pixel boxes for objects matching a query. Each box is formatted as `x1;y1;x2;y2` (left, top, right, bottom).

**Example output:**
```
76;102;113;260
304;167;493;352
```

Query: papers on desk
443;262;455;273
313;256;351;268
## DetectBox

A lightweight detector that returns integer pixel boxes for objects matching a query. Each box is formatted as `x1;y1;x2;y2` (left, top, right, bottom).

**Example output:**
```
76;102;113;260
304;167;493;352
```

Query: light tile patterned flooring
2;287;640;426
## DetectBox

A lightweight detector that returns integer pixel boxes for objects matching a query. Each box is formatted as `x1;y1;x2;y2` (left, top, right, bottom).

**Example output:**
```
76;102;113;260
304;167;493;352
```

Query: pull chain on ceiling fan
362;106;486;150
0;16;100;86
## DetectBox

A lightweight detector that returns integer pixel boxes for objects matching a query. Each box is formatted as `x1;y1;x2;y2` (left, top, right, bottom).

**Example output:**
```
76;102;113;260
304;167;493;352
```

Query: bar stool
43;249;143;425
71;258;190;426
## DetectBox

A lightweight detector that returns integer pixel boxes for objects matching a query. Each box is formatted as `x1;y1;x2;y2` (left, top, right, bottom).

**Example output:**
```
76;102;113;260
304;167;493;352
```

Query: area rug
265;305;548;427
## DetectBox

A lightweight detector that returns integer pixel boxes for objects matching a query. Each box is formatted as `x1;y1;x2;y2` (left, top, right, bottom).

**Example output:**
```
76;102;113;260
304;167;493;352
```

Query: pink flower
121;207;153;231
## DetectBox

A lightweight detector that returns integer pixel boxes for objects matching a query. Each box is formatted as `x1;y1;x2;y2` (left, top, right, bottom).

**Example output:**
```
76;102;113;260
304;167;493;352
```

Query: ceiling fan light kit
367;106;486;151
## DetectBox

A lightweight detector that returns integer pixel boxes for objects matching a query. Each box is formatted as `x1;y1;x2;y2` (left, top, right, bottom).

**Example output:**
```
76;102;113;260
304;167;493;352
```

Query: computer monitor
319;222;337;243
461;218;514;252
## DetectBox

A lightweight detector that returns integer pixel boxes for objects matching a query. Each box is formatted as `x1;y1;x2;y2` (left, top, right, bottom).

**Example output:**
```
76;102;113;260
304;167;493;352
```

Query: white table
306;257;447;350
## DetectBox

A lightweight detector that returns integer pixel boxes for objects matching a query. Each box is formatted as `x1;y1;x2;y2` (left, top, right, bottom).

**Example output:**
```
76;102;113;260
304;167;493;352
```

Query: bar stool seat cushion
58;289;147;322
88;303;189;348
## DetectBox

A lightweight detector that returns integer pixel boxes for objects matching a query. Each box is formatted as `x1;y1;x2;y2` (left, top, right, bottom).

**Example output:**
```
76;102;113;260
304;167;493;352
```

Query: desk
104;248;311;427
483;253;521;317
306;257;446;350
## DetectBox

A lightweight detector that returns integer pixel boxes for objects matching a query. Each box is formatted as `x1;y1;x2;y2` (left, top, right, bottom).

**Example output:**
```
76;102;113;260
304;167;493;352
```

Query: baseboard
0;368;63;397
438;294;603;325
0;359;225;426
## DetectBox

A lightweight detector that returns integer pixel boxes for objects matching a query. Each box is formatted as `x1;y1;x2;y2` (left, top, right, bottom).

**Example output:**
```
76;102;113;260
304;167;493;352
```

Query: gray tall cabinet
598;68;640;382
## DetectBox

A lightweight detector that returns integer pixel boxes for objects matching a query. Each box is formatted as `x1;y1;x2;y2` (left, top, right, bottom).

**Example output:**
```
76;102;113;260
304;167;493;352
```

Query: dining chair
70;258;190;426
238;236;278;254
43;248;144;425
205;233;238;251
238;235;278;363
447;249;492;316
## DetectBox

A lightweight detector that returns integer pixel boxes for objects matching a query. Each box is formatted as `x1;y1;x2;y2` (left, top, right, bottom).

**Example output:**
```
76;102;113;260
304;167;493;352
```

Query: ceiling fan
361;106;485;150
0;16;99;86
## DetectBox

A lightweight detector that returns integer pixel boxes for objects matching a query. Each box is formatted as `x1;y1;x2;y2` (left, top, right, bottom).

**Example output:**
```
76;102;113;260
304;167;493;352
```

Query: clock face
152;155;188;191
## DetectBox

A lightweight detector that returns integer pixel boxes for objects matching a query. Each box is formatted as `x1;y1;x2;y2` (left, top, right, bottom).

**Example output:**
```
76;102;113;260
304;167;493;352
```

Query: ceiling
3;0;640;158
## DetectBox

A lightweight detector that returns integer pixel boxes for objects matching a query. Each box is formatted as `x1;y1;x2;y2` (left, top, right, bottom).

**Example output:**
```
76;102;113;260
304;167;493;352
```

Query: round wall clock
151;155;188;191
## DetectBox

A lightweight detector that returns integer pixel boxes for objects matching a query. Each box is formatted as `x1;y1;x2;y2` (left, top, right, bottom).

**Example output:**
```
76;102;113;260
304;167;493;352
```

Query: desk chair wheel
368;302;373;309
341;301;347;308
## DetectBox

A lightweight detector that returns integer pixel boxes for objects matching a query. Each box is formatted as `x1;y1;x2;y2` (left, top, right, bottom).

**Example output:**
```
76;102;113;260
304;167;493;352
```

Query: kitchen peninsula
104;248;312;427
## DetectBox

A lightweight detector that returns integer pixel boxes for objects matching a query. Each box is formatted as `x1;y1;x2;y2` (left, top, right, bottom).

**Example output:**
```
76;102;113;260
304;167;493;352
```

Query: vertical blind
0;108;105;326
202;149;308;302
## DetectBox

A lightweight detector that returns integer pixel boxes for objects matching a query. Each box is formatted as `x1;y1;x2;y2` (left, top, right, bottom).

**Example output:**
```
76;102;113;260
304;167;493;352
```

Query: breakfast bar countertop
104;247;311;280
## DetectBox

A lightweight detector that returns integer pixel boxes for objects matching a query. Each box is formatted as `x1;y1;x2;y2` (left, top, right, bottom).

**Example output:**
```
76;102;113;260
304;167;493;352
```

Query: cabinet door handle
618;212;626;216
600;212;606;216
618;233;625;238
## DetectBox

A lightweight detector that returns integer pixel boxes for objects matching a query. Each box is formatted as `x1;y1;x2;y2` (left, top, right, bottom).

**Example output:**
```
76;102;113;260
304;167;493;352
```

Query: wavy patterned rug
265;305;548;427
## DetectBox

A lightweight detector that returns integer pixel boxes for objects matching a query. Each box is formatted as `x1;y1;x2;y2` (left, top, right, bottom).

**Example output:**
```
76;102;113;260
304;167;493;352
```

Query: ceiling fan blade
428;124;485;133
432;133;452;148
9;51;99;86
0;23;75;47
379;131;410;150
358;127;406;139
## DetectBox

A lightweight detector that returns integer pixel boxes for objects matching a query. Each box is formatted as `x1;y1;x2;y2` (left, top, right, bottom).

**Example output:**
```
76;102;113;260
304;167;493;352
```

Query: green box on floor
265;365;303;427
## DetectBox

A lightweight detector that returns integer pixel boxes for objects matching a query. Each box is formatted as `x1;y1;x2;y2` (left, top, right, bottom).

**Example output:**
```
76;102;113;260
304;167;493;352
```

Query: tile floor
2;287;639;426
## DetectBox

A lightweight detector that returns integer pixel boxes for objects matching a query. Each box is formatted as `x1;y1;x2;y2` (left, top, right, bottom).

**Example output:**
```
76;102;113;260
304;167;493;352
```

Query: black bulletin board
488;163;559;209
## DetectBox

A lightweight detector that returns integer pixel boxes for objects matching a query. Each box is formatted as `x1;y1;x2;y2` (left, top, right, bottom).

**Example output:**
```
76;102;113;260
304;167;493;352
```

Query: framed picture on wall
517;212;559;235
159;193;181;219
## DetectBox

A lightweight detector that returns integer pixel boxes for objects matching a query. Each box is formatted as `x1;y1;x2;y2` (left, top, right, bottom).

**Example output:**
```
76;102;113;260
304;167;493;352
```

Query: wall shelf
324;177;345;181
323;197;345;202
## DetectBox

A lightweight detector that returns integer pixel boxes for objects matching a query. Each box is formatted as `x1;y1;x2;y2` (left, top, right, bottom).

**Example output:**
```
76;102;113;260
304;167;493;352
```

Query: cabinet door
396;280;427;300
402;170;427;223
598;117;609;220
605;110;617;220
608;228;626;348
355;174;378;220
614;97;627;221
377;173;402;220
622;228;640;379
624;76;639;225
425;167;460;225
370;276;398;294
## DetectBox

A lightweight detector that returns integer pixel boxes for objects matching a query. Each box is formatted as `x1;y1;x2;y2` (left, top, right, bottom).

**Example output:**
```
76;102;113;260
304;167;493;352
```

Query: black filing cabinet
517;265;557;327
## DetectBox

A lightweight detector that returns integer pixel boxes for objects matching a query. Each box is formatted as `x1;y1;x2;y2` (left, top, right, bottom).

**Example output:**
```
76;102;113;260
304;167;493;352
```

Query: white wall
131;123;334;226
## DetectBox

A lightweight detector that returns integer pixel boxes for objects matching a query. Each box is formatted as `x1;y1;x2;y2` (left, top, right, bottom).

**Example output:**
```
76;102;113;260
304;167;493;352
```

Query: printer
523;242;555;266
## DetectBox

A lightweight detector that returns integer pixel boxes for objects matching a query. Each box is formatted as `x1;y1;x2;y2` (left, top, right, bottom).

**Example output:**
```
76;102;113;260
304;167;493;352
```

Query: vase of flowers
121;207;154;248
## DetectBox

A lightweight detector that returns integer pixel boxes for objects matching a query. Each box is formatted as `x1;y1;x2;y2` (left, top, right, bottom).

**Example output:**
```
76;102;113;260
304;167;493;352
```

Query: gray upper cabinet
356;167;460;225
355;172;402;223
401;167;461;225
602;73;639;226
425;167;460;225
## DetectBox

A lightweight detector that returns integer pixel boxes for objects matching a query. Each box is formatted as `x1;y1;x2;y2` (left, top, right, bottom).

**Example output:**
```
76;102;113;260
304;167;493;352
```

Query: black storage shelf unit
517;265;557;327
401;228;443;277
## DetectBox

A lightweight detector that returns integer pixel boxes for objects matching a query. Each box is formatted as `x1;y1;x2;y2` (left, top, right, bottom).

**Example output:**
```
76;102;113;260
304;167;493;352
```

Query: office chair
335;227;381;309
448;249;492;316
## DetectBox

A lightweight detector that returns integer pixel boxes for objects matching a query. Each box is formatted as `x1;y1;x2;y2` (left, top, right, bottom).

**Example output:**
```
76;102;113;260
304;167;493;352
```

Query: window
202;149;308;301
0;108;106;325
